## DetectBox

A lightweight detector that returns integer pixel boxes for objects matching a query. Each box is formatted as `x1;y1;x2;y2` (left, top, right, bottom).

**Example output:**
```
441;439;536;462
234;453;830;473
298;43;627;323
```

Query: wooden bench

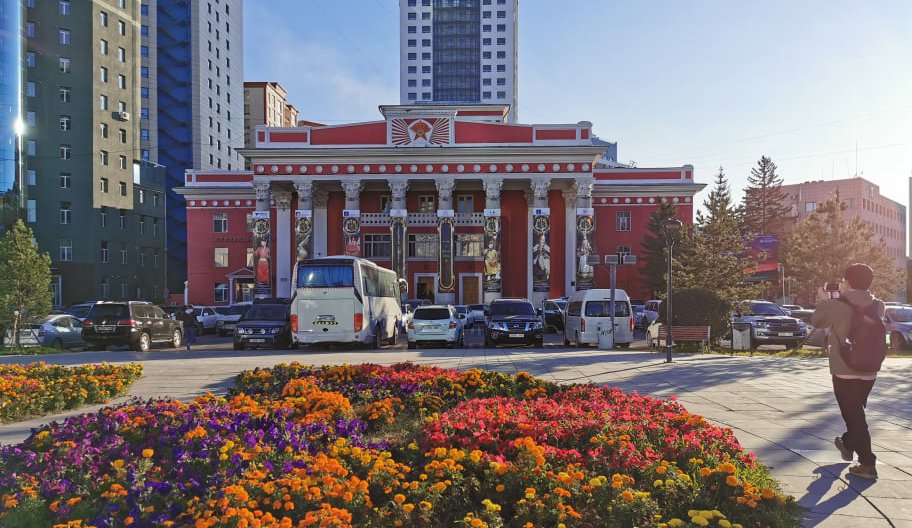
652;325;711;353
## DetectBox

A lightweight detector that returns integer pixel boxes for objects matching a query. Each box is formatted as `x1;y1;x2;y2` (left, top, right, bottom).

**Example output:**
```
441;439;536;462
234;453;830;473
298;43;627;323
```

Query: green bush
657;287;731;346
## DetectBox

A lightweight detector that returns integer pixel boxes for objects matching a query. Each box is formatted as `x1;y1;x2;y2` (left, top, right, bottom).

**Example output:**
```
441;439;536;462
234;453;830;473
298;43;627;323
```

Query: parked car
82;301;183;352
453;305;470;324
563;289;634;347
541;298;566;331
780;304;814;323
407;305;464;349
193;306;221;334
732;300;808;349
484;298;543;348
2;314;85;350
215;302;252;336
65;302;96;322
642;299;661;329
467;304;486;327
403;298;431;312
633;304;647;330
233;302;293;350
884;305;912;350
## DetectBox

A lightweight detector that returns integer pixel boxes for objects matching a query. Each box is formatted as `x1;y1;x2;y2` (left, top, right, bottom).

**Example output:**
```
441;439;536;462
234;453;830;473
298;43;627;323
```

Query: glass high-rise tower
0;1;25;234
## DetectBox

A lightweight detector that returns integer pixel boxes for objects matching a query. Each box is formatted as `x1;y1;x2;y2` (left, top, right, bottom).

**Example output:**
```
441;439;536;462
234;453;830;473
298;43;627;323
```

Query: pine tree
639;200;682;299
677;168;761;304
0;220;53;348
781;197;903;301
741;156;791;237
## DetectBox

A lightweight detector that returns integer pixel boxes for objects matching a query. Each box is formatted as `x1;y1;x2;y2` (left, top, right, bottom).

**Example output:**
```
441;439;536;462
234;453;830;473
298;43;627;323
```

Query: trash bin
731;321;752;350
597;321;614;349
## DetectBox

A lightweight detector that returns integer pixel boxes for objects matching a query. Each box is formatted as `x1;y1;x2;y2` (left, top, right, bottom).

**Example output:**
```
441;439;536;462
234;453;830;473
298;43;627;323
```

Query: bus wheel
373;326;382;349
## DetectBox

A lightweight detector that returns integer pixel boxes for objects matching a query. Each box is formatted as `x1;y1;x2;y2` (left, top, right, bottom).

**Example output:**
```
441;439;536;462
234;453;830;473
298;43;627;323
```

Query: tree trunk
9;311;20;349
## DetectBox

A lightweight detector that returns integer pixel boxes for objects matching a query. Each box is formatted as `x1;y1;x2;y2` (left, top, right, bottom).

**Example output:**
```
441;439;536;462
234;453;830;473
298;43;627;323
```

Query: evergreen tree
781;197;903;301
741;156;791;237
639;200;682;299
0;220;53;348
677;168;761;304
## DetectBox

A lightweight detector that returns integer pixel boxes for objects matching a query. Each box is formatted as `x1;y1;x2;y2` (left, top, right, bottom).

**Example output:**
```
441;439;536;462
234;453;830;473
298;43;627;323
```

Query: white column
573;176;596;291
529;177;551;309
273;189;293;298
482;177;504;305
252;182;272;299
293;179;315;261
562;188;576;295
388;179;409;295
313;189;329;258
340;180;363;257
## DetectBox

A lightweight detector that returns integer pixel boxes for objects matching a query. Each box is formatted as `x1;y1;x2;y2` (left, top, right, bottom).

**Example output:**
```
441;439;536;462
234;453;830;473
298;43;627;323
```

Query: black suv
82;301;183;352
484;298;544;347
733;300;808;349
233;301;293;350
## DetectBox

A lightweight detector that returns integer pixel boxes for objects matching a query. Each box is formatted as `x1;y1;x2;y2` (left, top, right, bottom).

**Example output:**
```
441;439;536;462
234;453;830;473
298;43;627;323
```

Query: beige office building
243;82;300;148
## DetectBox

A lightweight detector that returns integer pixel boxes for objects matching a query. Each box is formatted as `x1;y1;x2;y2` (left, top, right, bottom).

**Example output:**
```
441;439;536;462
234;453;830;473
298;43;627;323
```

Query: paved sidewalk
1;344;911;527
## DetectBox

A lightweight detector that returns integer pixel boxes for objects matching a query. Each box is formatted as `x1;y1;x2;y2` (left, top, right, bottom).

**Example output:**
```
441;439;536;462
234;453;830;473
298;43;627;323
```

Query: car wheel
617;342;630;349
890;332;906;351
233;342;243;350
407;340;416;350
134;332;151;352
534;338;543;348
51;338;63;351
749;332;758;350
170;329;182;349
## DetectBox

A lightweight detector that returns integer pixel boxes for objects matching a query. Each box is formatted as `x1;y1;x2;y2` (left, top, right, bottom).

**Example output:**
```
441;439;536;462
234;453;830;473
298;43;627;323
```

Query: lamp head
661;218;683;245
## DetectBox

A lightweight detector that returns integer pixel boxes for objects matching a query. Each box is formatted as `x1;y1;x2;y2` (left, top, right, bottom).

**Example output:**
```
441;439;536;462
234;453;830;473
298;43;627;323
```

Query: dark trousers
832;376;876;466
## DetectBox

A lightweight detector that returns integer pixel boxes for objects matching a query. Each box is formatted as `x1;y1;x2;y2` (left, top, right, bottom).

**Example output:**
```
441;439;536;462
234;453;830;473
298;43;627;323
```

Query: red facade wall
547;190;566;298
499;190;528;298
310;123;387;145
535;129;577;141
186;205;255;305
454;122;533;143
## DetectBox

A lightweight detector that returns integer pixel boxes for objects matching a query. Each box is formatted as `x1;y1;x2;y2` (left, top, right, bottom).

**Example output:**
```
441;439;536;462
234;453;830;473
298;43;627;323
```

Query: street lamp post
778;263;786;303
662;218;683;363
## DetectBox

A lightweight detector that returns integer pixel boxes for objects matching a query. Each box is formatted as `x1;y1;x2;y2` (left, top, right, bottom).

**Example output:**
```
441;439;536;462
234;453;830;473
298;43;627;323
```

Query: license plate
778;332;793;336
98;326;115;333
509;333;524;338
249;338;265;343
425;325;439;330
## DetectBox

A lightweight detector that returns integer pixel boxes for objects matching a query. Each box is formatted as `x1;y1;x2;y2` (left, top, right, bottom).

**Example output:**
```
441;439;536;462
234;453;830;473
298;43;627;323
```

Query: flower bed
0;363;801;527
0;362;143;424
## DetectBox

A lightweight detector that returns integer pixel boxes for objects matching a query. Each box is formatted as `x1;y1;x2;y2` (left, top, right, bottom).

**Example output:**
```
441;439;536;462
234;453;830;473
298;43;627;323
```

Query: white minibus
563;289;634;348
290;256;404;348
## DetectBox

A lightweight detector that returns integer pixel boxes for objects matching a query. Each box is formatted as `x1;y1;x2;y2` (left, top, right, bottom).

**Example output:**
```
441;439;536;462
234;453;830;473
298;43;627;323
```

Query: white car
214;303;251;336
400;303;415;330
407;305;464;349
466;304;486;327
194;306;221;334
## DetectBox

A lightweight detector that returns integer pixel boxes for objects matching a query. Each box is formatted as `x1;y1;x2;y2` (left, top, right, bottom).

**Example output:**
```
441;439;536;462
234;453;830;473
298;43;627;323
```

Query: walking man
178;305;198;351
811;263;883;479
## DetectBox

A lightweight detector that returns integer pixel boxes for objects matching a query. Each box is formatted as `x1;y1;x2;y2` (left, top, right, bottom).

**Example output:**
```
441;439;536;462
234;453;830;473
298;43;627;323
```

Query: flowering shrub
0;363;801;527
0;362;142;423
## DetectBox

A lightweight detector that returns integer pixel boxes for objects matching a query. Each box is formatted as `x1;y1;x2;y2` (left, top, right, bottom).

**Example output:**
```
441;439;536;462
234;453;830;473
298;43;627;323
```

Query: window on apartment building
213;213;228;233
100;150;108;165
59;144;71;159
118;101;126;112
119;210;126;229
496;64;506;72
482;38;491;45
59;57;70;73
141;66;149;78
138;189;146;204
119;182;127;196
408;12;416;20
422;92;431;100
59;202;71;224
363;234;391;259
26;170;35;186
139;248;146;267
422;11;431;19
482;91;491;99
497;10;506;18
153;249;160;268
60;86;71;102
141;45;148;57
100;241;109;263
119;128;126;143
26;21;35;38
119;155;127;169
59;239;72;262
483;11;492;18
59;1;71;15
118;74;126;89
141;25;148;37
214;283;228;303
482;51;491;59
100;278;109;298
616;211;631;231
118;47;126;62
422;26;431;33
59;29;71;45
422;79;431;87
214;248;228;268
100;208;107;228
407;66;417;74
99;94;108;110
27;200;36;223
25;110;35;126
422;65;431;73
99;178;108;193
456;195;474;213
482;65;491;72
99;122;108;138
152;218;159;237
805;202;815;213
138;215;145;234
497;37;506;45
25;141;35;156
407;79;417;88
100;39;108;54
482;24;491;32
118;20;125;35
59;173;71;188
456;233;483;257
152;193;159;207
407;39;416;47
496;91;506;98
407;92;417;100
496;24;506;31
422;52;430;59
26;81;35;97
100;67;108;83
496;78;505;85
408;234;438;258
408;25;416;34
100;11;108;26
617;246;632;264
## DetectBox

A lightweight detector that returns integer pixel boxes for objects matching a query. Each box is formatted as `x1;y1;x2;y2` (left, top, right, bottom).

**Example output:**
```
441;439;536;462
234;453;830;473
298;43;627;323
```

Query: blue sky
243;1;912;223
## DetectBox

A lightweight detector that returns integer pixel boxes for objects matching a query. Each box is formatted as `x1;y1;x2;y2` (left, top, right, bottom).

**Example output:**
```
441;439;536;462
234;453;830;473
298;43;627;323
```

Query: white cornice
238;145;606;162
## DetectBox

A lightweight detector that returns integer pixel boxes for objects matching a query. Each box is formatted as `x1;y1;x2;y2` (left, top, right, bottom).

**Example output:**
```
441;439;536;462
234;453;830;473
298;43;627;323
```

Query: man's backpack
836;297;887;372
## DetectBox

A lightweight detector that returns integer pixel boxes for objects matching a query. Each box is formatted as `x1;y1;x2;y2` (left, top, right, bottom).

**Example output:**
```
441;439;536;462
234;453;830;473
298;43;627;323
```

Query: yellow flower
403;503;415;513
667;520;684;528
419;501;433;510
691;517;708;526
654;479;664;488
393;494;406;504
141;448;154;458
719;521;732;528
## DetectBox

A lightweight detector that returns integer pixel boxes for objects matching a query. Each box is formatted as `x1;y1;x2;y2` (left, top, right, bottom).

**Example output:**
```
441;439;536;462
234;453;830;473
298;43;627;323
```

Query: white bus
290;256;404;348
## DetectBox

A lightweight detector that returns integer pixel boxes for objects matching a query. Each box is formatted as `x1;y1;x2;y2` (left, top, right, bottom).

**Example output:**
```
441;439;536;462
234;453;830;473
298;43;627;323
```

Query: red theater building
178;104;704;307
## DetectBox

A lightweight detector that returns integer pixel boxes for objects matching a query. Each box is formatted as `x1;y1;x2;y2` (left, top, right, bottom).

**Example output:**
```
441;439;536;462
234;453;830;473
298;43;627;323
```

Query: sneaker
847;463;877;480
834;436;853;461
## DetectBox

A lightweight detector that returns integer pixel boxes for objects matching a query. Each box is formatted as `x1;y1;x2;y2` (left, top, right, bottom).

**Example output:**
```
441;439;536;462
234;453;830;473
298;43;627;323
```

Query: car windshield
555;300;567;310
89;304;129;319
193;308;204;316
887;308;912;322
413;308;451;321
241;305;287;321
296;264;354;288
748;303;786;316
490;302;535;317
454;306;467;314
584;301;631;317
469;304;484;311
67;305;93;318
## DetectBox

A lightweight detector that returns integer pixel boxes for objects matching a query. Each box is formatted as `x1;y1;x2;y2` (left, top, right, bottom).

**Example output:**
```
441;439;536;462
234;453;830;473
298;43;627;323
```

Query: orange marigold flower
725;475;739;487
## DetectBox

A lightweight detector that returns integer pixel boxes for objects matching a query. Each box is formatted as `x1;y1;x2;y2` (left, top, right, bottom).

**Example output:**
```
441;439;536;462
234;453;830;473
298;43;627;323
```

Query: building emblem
391;118;451;146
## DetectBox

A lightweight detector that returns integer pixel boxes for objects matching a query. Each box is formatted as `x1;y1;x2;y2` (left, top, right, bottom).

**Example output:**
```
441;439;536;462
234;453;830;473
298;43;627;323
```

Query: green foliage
639;201;681;299
781;197;903;300
678;168;763;306
0;220;53;348
657;287;731;345
741;156;791;238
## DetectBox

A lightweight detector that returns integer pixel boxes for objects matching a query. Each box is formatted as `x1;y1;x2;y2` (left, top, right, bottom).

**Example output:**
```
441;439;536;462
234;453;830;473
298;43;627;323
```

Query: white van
563;289;634;348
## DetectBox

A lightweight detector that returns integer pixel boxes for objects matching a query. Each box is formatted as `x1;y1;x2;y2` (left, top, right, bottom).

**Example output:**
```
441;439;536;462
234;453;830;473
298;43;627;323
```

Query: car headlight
754;321;769;328
271;327;282;334
488;322;503;330
532;321;543;329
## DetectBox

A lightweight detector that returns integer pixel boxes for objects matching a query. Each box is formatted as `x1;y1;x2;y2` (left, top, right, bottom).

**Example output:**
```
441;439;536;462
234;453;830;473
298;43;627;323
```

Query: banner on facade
483;215;502;293
342;212;361;257
251;210;272;297
390;216;407;290
575;212;595;290
438;213;456;293
532;212;551;293
294;210;313;263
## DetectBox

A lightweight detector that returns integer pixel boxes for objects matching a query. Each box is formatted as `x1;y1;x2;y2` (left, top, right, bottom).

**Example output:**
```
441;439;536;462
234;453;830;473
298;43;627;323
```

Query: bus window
297;265;354;288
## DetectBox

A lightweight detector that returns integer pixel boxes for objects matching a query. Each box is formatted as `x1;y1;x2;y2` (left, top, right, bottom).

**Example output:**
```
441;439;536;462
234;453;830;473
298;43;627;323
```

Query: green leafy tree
677;168;762;305
741;156;791;238
0;220;53;348
657;287;731;346
781;197;903;301
639;200;687;299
